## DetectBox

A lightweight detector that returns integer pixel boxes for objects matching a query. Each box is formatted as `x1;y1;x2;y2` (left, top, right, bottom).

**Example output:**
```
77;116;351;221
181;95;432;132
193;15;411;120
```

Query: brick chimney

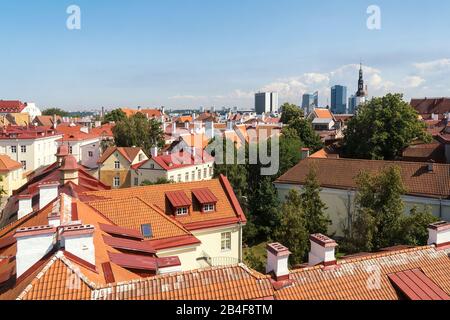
301;147;310;160
38;182;59;210
60;224;96;266
308;234;337;266
17;194;33;219
14;226;57;278
427;221;450;248
266;243;291;281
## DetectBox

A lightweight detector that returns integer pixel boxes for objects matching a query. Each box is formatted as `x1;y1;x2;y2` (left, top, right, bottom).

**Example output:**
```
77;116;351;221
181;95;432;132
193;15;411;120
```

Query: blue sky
0;0;449;111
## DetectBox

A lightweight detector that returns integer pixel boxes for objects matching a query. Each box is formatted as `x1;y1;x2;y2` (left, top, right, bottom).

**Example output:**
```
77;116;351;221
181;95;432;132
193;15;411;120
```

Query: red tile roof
108;252;157;271
0;155;22;172
98;223;143;240
141;150;214;171
411;98;450;115
97;146;143;164
0;100;26;113
102;235;156;255
276;157;450;199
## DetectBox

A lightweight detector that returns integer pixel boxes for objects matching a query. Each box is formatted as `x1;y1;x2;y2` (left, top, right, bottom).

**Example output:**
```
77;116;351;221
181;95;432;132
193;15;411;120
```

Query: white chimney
308;234;337;266
301;148;310;160
150;147;158;158
172;122;177;134
61;225;96;265
14;226;56;278
266;243;291;281
431;113;439;121
427;221;450;248
191;147;197;158
38;182;59;210
185;121;190;129
18;195;33;219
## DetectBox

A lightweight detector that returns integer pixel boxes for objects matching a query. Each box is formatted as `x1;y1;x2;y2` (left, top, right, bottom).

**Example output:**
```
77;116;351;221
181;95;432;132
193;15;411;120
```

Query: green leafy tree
243;248;266;273
343;166;406;252
280;103;303;124
343;93;431;160
397;206;438;246
103;109;127;124
113;113;164;154
275;189;308;265
301;167;331;235
286;118;323;152
141;178;172;186
42;108;68;117
278;129;303;178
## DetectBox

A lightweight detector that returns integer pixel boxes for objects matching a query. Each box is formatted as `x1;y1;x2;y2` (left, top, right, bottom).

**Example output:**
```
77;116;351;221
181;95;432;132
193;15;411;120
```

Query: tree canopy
280;103;303;124
285;118;323;153
103;108;127;124
113;113;164;155
343;93;431;160
42;108;69;117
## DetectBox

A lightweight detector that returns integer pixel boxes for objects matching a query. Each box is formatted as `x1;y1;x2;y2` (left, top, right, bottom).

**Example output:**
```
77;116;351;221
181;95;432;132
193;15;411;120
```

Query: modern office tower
255;92;279;114
301;91;319;115
331;85;347;114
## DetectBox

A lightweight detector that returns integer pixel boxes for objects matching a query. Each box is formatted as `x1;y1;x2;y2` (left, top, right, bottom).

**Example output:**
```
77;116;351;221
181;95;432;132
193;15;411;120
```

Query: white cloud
403;76;425;88
413;58;450;73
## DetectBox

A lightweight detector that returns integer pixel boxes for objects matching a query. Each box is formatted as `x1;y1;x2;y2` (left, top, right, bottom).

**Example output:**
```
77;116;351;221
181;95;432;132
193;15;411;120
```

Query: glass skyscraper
301;91;319;115
331;85;347;114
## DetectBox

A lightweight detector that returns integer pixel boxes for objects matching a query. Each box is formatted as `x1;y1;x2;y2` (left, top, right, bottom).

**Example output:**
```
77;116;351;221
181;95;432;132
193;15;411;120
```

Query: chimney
266;243;291;281
226;121;234;131
185;121;190;129
427;221;450;248
14;226;56;278
172;122;177;134
60;155;79;185
60;225;96;265
150;146;158;158
52;114;57;129
38;182;59;210
191;146;197;158
301;148;310;160
17;195;33;219
308;234;337;266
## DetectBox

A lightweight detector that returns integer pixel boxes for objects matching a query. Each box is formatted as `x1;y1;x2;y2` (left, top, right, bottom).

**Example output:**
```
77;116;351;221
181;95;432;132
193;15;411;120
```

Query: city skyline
1;0;450;110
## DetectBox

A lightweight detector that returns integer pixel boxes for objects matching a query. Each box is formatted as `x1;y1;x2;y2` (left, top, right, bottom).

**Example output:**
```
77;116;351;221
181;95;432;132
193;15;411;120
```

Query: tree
275;189;308;265
301;167;331;235
42;108;68;117
397;206;438;246
141;178;172;186
278;129;303;178
280;103;303;124
103;109;127;124
113;113;165;154
286;118;323;152
343;93;431;160
343;166;406;252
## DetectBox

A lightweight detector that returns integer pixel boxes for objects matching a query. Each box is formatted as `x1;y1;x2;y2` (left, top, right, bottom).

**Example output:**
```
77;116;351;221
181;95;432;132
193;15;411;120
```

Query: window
150;163;155;169
176;207;189;216
113;176;120;187
169;175;174;181
21;161;27;171
203;168;207;179
177;174;182;182
11;146;17;153
141;224;153;238
209;167;213;176
185;172;189;182
21;145;26;153
203;204;215;212
88;151;93;157
221;232;231;251
192;171;195;181
134;177;139;186
198;170;201;180
114;161;120;169
68;146;73;154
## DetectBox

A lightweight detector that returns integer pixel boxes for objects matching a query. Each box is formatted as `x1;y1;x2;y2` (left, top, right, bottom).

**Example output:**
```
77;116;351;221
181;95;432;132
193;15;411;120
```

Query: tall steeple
356;62;366;97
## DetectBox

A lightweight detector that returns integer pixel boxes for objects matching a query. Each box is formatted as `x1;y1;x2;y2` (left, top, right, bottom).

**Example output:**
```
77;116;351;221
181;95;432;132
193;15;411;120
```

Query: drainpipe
238;221;243;263
347;189;352;235
439;198;442;219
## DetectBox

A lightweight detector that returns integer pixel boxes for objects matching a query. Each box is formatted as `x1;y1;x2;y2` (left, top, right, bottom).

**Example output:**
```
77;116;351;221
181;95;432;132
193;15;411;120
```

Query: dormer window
203;203;215;212
176;207;189;216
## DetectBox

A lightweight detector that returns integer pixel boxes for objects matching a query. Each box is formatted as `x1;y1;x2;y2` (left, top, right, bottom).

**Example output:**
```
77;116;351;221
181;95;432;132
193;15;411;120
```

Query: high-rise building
301;91;319;115
331;85;347;114
255;92;279;114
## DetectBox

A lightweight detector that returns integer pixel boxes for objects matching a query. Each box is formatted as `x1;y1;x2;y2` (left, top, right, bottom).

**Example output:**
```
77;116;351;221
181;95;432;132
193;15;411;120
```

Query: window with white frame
176;207;188;216
114;161;120;169
198;170;201;180
203;203;215;212
192;171;195;181
221;232;231;251
88;151;93;157
11;146;17;153
134;177;139;186
20;145;26;153
177;174;182;182
209;166;213;176
21;161;27;171
185;172;189;182
113;176;120;187
69;146;73;154
169;175;174;181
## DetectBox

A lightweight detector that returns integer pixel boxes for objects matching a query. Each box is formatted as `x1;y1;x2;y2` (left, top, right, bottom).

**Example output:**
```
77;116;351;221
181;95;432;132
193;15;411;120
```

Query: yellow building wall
0;168;25;196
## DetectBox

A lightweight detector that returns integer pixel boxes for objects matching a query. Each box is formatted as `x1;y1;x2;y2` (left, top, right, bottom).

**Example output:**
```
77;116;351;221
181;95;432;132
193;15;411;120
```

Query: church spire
356;61;366;97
